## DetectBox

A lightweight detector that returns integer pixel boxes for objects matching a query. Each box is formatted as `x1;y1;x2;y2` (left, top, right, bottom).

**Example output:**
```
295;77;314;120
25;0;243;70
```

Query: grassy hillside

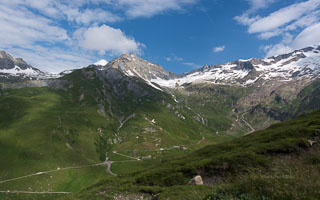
65;110;320;200
1;67;319;199
0;68;233;200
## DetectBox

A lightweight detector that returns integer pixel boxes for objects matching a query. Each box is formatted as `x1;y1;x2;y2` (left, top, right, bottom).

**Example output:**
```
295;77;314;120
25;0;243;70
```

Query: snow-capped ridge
151;45;320;88
0;65;40;76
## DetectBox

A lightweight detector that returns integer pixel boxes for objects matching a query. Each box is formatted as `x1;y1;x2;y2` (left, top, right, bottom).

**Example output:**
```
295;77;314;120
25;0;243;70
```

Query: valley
0;45;320;199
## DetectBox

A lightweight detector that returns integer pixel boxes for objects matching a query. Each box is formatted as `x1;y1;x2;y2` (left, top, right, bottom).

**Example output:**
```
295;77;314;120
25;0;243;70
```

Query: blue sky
0;0;320;73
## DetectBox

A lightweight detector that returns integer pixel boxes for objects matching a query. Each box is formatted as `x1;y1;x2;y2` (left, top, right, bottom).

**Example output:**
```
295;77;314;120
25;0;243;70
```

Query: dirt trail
0;163;104;184
105;161;117;176
117;113;136;132
112;151;140;160
0;190;71;194
241;113;255;134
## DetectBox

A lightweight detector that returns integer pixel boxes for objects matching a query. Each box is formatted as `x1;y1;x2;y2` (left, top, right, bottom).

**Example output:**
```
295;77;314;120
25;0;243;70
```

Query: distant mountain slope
0;45;320;200
1;45;320;136
0;50;46;82
0;65;230;200
66;109;320;200
151;45;320;88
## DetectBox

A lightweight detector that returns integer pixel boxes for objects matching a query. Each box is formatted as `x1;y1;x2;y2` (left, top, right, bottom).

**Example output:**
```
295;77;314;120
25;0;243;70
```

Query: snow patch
0;66;40;76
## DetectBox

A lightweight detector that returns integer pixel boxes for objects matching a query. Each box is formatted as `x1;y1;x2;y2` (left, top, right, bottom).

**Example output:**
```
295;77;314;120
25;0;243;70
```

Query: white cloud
213;45;225;53
292;23;320;49
6;46;94;73
235;0;276;25
246;0;276;13
234;14;260;25
165;55;183;62
183;62;202;69
0;0;199;72
236;0;320;57
58;6;121;25
75;25;143;55
263;23;320;57
248;0;320;33
263;44;293;57
104;0;198;18
0;5;69;52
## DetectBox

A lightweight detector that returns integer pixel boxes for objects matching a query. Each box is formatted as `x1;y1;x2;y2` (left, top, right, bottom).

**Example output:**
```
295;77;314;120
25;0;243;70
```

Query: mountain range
0;45;320;199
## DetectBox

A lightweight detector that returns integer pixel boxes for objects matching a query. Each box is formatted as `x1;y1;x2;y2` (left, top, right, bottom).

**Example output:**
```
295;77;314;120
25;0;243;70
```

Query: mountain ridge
0;45;320;200
1;44;320;88
150;45;320;88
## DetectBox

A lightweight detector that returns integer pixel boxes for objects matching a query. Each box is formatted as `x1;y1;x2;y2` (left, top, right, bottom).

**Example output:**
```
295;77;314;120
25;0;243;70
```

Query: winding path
0;190;71;194
105;161;117;176
0;163;105;184
241;113;255;134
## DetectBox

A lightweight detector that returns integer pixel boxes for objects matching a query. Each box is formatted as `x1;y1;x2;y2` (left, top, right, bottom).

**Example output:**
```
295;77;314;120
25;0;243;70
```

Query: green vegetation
64;110;320;199
174;84;253;135
1;67;319;199
0;68;233;199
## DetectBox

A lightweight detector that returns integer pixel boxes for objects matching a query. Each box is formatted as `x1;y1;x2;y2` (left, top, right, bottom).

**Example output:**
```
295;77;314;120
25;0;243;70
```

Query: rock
308;139;317;146
188;175;203;185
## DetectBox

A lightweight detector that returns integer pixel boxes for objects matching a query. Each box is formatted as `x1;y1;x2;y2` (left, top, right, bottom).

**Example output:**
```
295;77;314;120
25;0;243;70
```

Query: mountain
0;45;320;200
147;45;320;134
98;53;179;91
0;50;46;82
0;52;225;199
151;45;320;87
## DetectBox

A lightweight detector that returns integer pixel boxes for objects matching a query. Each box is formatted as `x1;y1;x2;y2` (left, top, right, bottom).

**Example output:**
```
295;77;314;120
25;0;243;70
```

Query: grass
0;68;234;199
0;87;110;196
1;68;319;199
63;109;320;199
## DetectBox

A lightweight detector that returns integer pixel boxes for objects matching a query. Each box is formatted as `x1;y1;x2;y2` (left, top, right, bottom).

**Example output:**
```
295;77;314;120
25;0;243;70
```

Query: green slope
66;110;320;200
0;68;232;199
1;66;319;200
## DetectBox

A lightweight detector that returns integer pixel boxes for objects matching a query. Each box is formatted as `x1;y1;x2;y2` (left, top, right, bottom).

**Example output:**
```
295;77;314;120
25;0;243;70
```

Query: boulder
188;175;203;185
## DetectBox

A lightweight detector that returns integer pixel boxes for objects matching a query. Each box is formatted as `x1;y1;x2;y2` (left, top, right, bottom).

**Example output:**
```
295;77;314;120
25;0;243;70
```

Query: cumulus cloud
235;0;320;57
213;45;225;53
75;25;143;55
0;0;199;72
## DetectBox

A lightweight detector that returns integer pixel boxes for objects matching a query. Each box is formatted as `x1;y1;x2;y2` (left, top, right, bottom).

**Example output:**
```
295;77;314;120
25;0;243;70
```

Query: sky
0;0;320;73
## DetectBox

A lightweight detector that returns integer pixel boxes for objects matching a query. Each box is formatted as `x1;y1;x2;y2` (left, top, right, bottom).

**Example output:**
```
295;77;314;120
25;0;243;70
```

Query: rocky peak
102;53;176;81
0;50;45;81
0;50;14;60
0;50;15;69
14;58;33;70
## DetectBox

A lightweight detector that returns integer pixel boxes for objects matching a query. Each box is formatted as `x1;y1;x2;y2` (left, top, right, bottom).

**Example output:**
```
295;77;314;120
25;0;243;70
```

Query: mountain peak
0;50;45;81
0;50;14;60
104;53;174;80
